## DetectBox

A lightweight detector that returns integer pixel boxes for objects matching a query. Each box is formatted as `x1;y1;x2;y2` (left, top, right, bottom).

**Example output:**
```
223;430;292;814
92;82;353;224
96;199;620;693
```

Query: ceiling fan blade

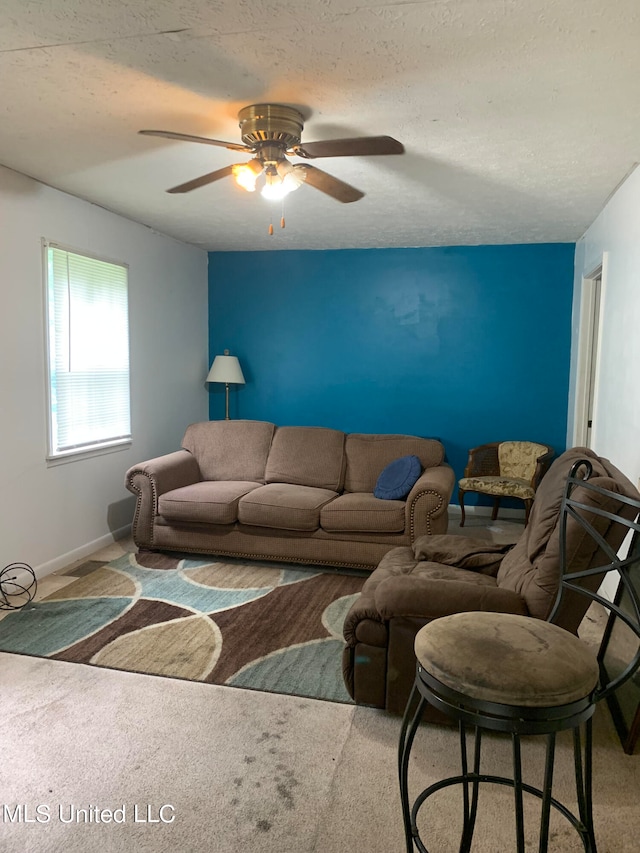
167;164;235;194
297;165;364;203
139;129;251;153
295;135;404;159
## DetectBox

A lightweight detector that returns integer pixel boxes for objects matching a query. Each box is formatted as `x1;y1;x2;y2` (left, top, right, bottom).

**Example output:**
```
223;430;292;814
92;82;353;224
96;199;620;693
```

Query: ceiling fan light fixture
279;159;304;193
232;158;263;192
261;175;287;201
282;170;304;194
260;162;303;201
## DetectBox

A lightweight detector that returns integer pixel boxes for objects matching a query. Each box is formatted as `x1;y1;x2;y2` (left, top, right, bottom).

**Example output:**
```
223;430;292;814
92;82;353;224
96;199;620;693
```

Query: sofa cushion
264;426;345;491
159;481;262;525
374;455;422;500
321;493;406;533
238;483;339;531
344;434;444;493
182;420;275;482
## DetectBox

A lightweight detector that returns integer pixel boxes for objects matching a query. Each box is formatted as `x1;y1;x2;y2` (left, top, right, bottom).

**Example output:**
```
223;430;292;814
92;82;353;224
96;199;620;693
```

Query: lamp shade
206;354;245;385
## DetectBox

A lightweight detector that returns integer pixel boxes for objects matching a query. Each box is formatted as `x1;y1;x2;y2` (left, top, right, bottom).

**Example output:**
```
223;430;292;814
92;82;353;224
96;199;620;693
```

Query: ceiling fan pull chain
281;198;286;230
268;221;274;235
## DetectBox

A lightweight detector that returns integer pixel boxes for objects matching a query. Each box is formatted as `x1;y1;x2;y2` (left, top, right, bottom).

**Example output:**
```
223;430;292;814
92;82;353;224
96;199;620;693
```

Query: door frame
572;254;607;448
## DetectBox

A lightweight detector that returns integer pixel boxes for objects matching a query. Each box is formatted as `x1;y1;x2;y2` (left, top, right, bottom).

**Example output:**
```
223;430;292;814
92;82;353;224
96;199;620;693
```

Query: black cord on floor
0;563;37;610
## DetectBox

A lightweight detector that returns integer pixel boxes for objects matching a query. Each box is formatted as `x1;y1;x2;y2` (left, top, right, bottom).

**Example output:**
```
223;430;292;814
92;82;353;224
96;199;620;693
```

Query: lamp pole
224;382;231;420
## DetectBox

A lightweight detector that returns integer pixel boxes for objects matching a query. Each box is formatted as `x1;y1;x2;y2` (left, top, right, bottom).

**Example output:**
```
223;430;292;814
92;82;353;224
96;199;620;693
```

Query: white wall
568;165;640;488
0;166;209;575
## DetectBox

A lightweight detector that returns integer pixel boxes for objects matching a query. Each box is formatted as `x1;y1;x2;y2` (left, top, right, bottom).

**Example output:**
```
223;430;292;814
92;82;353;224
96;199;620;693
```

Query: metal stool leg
459;724;482;853
539;733;556;853
399;671;601;853
584;719;597;853
399;682;428;853
573;721;598;853
512;733;526;853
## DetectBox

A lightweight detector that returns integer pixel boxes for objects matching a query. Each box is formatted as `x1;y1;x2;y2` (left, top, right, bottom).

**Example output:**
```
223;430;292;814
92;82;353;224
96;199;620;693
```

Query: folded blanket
412;534;514;574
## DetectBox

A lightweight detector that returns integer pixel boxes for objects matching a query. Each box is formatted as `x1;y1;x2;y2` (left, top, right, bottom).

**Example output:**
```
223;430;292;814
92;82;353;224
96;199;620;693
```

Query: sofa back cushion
265;426;346;491
182;420;276;482
497;447;639;628
343;434;444;494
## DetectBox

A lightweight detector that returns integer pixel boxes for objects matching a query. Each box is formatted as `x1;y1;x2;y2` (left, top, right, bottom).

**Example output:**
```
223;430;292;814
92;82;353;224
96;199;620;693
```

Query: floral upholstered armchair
458;441;554;526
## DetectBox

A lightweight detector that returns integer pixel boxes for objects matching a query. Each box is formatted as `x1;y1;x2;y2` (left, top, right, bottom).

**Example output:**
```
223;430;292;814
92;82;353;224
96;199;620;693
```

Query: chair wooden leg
491;497;500;521
524;499;533;526
458;489;467;527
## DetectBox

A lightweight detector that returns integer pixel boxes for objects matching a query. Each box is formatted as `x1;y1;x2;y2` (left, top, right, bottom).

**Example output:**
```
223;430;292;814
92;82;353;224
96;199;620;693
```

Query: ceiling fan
139;103;404;205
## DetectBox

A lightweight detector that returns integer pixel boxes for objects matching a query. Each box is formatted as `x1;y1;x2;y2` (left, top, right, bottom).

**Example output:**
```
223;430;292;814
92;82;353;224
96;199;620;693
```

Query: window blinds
46;245;131;457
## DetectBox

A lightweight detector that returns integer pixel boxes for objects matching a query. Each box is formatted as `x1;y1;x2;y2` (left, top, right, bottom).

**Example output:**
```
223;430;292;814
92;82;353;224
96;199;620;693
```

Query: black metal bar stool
399;460;640;852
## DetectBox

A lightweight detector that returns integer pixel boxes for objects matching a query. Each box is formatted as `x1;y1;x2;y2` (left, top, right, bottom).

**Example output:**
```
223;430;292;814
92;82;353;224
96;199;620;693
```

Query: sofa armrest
343;589;388;648
406;464;456;538
374;575;529;621
125;450;200;548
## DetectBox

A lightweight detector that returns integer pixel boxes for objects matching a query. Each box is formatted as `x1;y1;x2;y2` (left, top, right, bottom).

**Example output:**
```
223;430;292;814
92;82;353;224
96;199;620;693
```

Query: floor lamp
206;350;246;419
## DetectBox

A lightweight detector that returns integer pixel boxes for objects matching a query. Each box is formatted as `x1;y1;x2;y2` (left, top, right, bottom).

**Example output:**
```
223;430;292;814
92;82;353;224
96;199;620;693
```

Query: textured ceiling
1;0;639;251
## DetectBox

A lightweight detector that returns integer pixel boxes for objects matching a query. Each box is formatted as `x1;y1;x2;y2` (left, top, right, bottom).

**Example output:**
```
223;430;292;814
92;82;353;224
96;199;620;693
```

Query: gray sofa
125;420;455;570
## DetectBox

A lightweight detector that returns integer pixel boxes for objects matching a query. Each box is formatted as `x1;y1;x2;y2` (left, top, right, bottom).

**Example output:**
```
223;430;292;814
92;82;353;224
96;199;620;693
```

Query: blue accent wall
208;244;575;496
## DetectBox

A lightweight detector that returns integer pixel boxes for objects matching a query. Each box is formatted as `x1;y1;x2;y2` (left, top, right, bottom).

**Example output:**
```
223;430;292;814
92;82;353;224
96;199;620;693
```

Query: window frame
42;239;132;465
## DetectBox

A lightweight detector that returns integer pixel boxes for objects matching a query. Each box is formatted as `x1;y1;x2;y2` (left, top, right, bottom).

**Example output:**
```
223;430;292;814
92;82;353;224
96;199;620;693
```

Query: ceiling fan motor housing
238;104;304;151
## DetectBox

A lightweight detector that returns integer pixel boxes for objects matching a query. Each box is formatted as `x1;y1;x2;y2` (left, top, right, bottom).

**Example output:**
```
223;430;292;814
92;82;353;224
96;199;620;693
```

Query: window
44;242;131;461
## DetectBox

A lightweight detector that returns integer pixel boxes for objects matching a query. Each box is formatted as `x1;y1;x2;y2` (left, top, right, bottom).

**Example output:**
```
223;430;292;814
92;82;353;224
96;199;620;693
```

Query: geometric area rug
0;550;366;704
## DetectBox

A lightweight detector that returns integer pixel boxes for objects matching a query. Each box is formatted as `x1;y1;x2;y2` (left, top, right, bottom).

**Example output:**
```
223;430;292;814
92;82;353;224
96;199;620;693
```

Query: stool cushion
414;612;599;707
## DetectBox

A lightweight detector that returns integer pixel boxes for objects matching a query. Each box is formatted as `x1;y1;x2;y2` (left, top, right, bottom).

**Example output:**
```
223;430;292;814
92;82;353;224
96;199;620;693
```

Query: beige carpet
2;651;639;852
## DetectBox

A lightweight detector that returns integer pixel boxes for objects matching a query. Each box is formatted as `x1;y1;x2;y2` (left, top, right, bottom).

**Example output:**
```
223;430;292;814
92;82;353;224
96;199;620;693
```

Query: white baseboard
448;504;526;521
34;524;132;580
598;573;618;603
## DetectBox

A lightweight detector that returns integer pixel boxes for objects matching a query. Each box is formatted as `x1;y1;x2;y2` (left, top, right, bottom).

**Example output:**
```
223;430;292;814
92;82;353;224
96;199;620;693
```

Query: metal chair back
549;458;640;703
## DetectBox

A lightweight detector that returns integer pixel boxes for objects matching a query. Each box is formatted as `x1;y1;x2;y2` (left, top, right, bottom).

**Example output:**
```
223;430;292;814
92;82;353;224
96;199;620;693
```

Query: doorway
575;262;604;449
584;271;602;448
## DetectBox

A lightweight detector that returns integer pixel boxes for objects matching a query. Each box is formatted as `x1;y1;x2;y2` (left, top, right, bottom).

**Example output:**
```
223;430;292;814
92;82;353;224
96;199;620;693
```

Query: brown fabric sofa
342;447;640;713
125;420;455;570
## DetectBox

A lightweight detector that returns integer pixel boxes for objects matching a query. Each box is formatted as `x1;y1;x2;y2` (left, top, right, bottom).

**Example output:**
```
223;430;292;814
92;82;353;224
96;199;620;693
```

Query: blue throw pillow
374;455;423;500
